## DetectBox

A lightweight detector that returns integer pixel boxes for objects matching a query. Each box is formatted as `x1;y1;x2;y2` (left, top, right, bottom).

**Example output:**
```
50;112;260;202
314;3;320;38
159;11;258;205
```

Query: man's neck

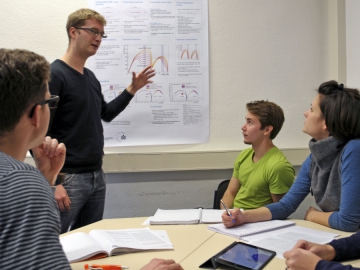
0;136;28;162
252;140;275;163
61;48;87;74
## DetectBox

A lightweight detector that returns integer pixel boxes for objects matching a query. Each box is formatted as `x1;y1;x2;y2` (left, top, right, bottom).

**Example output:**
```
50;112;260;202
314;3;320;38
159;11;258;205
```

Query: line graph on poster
101;83;128;103
177;44;200;60
134;83;164;103
123;45;169;75
169;83;200;102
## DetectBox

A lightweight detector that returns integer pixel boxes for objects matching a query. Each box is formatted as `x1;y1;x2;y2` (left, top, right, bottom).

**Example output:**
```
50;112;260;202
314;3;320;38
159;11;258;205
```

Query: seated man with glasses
47;8;156;233
0;48;69;269
0;48;183;270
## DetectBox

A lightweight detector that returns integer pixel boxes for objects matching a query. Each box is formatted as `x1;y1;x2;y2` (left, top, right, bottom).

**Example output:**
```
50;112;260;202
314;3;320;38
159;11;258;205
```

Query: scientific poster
88;0;209;147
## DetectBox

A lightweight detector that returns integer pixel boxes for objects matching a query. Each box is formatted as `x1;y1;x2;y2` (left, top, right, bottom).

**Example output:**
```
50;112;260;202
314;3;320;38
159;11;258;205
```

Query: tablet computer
214;242;276;270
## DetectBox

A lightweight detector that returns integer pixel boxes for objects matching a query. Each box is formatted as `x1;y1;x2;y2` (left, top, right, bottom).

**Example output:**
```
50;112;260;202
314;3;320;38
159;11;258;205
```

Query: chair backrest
213;179;230;209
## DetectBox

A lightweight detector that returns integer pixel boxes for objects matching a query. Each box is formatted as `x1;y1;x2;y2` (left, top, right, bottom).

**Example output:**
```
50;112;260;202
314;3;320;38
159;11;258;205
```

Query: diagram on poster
88;0;209;147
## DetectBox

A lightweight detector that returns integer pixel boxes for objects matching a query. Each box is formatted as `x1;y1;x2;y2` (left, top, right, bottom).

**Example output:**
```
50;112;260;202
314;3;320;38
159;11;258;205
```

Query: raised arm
126;65;156;95
101;65;156;122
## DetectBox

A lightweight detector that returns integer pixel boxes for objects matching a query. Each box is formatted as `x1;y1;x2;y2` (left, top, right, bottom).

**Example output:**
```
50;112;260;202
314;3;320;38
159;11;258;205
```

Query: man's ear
69;27;78;39
30;105;41;128
264;125;273;136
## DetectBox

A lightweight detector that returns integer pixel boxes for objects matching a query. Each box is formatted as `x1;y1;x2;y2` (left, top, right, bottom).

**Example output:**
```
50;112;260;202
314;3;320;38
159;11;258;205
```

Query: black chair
213;179;230;209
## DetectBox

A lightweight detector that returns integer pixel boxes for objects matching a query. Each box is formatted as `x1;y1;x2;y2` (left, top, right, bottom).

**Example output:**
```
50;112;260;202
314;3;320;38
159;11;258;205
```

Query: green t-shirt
232;147;295;210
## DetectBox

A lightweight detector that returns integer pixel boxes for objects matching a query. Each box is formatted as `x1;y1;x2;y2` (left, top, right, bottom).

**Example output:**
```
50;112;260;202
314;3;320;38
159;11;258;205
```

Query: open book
60;228;173;263
207;220;296;238
150;209;224;225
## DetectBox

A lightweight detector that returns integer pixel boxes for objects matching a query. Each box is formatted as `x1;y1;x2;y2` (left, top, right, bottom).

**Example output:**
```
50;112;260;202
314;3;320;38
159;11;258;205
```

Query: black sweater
316;232;360;270
47;60;133;173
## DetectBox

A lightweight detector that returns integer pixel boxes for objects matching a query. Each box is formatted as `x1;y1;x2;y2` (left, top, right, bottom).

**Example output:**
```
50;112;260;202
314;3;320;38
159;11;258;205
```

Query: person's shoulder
49;59;70;80
269;146;285;155
342;139;360;158
233;148;253;166
235;148;253;160
50;59;65;70
0;152;38;175
344;138;360;149
0;152;49;190
239;148;254;155
266;147;291;163
264;147;294;173
84;66;97;78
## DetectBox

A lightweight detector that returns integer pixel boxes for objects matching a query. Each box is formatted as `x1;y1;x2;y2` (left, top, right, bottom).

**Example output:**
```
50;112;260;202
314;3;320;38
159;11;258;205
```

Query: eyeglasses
75;27;107;39
29;95;59;118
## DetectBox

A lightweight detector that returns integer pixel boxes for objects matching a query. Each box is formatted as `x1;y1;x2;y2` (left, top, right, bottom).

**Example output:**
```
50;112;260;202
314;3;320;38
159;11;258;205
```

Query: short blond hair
66;8;107;40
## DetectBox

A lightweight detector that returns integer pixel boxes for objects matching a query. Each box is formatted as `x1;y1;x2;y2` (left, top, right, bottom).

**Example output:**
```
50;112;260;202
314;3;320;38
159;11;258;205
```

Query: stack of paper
150;208;224;225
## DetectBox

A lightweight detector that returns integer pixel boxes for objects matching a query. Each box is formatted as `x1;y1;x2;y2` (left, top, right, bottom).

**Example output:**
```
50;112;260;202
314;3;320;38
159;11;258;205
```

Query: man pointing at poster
47;8;155;233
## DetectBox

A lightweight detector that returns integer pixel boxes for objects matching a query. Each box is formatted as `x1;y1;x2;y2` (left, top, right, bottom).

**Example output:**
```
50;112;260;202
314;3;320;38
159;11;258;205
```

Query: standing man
221;100;295;210
48;8;156;233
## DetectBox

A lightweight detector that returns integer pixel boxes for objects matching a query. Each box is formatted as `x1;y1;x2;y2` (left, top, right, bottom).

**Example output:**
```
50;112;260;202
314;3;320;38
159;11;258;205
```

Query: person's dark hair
0;49;50;136
317;80;360;142
246;100;285;140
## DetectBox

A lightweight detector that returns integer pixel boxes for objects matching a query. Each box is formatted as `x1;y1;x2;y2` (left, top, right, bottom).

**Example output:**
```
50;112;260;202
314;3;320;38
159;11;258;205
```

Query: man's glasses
75;27;107;39
29;95;59;118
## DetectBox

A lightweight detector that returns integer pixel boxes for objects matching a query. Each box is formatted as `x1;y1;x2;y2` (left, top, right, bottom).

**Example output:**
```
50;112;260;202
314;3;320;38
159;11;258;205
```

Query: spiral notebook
207;220;295;239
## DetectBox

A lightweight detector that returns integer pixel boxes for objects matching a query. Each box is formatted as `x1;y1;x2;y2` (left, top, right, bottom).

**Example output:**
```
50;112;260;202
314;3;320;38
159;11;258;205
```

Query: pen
220;199;235;223
84;264;128;270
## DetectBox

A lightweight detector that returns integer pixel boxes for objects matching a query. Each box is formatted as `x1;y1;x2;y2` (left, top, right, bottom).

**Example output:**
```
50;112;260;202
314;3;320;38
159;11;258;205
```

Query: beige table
62;217;215;270
63;218;360;270
180;219;360;269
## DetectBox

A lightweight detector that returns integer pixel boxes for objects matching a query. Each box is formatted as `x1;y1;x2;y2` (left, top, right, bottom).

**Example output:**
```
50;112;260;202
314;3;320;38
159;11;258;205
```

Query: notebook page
243;226;339;258
200;209;224;223
60;232;108;263
207;220;295;238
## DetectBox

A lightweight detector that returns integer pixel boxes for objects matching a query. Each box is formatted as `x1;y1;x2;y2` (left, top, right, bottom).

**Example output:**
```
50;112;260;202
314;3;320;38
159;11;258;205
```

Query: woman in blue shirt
222;80;360;232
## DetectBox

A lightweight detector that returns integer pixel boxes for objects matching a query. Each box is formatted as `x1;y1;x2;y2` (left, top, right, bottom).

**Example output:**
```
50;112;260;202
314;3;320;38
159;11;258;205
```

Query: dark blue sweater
316;232;360;270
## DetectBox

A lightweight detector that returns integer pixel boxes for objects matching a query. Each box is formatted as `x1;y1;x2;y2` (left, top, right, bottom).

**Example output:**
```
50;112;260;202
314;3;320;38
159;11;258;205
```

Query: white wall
346;0;360;86
3;0;335;217
3;0;330;155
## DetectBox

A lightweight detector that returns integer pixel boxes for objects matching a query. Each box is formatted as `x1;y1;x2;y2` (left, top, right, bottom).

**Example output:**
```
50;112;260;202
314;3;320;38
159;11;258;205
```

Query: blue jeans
57;169;106;233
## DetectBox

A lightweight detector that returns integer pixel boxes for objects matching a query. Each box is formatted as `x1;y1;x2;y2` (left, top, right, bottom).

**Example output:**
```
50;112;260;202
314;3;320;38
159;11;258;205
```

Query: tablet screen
216;242;275;270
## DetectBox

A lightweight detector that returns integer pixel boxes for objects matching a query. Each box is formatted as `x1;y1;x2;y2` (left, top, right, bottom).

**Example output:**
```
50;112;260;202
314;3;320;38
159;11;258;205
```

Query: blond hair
66;8;107;40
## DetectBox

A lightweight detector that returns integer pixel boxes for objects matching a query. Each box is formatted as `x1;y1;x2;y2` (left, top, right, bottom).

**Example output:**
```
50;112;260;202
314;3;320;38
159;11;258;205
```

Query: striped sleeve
0;154;71;269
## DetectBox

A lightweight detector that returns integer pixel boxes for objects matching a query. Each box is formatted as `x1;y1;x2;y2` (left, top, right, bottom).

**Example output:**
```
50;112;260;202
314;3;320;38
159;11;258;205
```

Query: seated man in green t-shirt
221;100;295;210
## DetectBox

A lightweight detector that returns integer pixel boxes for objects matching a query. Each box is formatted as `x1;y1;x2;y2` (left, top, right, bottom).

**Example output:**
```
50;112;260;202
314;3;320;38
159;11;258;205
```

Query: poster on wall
88;0;209;147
